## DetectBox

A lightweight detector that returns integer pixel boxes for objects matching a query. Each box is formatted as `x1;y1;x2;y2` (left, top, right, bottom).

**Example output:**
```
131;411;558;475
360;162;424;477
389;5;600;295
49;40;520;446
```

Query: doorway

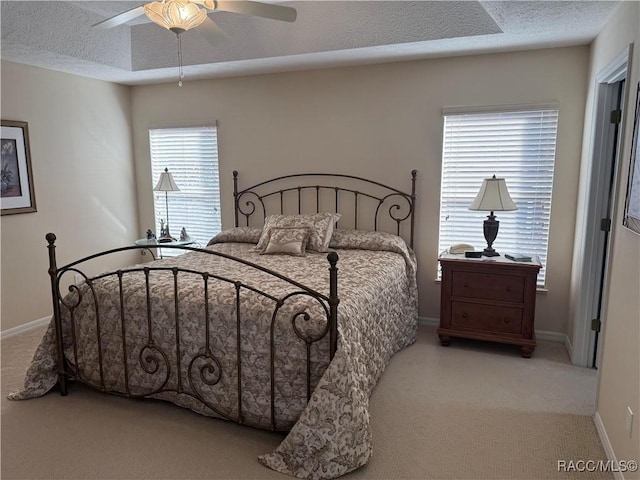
571;46;632;368
590;79;624;368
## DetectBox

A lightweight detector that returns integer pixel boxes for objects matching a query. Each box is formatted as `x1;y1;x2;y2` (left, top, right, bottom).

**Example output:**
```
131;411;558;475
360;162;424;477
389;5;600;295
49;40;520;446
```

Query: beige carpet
1;324;610;480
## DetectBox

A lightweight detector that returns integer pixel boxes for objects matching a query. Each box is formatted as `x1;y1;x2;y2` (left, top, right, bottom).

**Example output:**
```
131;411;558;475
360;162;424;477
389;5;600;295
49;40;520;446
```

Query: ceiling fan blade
214;1;297;22
92;5;146;29
198;17;229;45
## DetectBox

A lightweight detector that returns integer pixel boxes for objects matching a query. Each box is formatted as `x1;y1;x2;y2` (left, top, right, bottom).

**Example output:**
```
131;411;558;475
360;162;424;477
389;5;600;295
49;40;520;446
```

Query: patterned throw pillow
206;227;263;246
256;212;341;253
260;226;311;256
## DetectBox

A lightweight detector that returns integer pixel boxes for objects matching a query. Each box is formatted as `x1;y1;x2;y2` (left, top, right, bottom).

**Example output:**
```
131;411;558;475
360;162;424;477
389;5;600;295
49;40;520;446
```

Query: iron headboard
233;170;417;248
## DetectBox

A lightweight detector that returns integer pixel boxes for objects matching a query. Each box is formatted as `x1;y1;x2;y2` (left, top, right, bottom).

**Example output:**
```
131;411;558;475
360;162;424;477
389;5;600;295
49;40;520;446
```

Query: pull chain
177;33;184;87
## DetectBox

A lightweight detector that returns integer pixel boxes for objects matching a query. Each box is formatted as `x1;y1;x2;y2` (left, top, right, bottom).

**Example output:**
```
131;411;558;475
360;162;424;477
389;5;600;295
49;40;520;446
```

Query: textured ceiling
0;1;621;86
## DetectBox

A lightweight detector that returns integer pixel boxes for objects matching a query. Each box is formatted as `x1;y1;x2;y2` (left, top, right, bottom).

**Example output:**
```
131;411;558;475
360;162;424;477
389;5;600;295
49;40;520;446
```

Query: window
149;125;221;256
438;106;559;286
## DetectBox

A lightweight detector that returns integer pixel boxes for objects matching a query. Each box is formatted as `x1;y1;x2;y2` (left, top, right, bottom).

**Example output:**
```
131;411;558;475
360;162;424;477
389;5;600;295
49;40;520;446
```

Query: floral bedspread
10;229;418;479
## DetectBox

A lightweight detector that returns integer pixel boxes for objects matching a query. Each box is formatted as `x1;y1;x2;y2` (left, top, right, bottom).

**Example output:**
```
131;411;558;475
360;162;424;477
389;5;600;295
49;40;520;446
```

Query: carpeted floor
1;323;610;479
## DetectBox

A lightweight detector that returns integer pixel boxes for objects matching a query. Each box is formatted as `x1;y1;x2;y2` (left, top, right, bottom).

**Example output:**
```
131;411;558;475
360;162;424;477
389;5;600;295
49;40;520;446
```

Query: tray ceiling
0;1;620;85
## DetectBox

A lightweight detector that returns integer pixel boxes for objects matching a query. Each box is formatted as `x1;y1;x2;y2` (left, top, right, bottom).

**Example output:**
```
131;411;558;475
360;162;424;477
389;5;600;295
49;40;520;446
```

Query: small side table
438;253;541;358
135;238;194;259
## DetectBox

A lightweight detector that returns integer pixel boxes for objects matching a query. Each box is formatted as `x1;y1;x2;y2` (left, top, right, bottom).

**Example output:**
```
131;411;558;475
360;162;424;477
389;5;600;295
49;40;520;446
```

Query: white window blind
438;107;559;286
149;125;221;256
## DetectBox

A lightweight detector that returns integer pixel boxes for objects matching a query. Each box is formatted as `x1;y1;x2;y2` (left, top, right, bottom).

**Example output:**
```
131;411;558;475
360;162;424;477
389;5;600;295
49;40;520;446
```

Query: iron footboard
46;233;339;432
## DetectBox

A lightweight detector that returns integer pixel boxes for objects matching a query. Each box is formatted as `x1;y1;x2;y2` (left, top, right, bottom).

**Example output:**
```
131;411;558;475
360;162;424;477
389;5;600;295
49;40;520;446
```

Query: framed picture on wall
623;83;640;235
1;120;37;215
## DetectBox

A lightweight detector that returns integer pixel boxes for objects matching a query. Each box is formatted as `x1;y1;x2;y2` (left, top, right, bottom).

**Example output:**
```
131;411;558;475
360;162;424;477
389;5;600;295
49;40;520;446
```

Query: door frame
571;45;633;367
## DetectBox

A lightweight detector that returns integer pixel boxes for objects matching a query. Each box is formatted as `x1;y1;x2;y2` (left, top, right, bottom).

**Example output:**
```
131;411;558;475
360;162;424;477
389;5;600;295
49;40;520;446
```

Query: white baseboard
418;316;439;327
535;329;569;344
564;334;575;362
419;316;568;344
594;411;625;480
1;316;50;341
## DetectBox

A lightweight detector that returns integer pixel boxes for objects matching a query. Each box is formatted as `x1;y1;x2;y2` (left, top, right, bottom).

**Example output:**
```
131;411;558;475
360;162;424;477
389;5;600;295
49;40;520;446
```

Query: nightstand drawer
451;271;524;303
451;302;523;334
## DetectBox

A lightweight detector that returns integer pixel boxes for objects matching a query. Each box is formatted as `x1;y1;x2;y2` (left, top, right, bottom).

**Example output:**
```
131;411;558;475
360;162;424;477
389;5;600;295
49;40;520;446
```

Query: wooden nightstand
437;254;541;358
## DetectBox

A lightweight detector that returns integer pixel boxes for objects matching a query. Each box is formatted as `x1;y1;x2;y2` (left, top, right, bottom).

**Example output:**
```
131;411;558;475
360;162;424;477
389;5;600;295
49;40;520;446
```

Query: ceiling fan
93;0;297;36
93;0;297;84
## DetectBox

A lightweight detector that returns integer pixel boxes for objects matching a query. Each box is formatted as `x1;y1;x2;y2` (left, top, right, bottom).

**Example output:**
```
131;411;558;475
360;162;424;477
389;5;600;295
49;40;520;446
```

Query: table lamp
469;175;517;257
154;167;180;242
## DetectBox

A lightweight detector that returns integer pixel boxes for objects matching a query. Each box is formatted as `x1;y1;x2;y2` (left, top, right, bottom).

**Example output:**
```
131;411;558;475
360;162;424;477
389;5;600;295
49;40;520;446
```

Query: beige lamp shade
154;168;180;192
469;175;517;212
144;0;207;34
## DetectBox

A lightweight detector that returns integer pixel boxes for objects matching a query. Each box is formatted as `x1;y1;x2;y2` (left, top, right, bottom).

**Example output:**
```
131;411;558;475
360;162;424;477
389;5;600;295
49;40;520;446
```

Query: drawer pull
506;286;511;292
462;312;469;319
503;318;510;324
463;282;469;288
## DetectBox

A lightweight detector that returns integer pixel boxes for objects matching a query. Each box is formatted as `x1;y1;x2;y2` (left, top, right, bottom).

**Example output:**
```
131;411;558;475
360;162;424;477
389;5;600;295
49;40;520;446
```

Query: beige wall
586;1;640;469
131;46;589;333
0;61;139;332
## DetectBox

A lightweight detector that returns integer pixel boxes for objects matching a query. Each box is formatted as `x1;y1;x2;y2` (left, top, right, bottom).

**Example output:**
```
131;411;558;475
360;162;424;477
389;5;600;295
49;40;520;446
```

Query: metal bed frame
234;170;417;249
46;170;416;431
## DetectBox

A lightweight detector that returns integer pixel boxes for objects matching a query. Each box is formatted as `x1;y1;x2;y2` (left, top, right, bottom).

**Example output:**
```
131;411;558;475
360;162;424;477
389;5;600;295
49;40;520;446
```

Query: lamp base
482;214;500;257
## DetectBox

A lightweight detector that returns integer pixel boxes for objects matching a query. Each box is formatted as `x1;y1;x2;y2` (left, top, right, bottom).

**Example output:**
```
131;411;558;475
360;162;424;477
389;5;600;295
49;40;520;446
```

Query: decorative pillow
207;227;263;246
260;227;310;256
256;212;341;253
329;228;405;249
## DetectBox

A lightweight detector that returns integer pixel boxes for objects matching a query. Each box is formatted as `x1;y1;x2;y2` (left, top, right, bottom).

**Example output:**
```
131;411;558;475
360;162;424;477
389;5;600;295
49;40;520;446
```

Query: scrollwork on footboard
271;291;330;423
46;233;339;432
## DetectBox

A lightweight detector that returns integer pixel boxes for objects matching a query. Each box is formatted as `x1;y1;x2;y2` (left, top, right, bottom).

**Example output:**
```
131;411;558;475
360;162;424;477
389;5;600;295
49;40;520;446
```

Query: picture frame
623;83;640;235
1;120;37;215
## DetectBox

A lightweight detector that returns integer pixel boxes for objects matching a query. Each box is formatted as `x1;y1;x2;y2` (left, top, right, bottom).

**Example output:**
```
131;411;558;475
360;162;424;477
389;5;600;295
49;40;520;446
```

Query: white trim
594;411;625;480
1;316;50;341
442;102;560;116
571;44;633;368
572;82;612;366
418;316;439;327
147;120;218;130
535;329;568;344
596;47;630;84
564;334;574;362
419;316;567;344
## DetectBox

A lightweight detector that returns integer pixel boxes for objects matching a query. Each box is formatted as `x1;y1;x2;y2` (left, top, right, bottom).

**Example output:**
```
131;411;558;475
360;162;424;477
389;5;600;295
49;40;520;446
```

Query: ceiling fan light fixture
192;0;217;10
144;0;208;34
